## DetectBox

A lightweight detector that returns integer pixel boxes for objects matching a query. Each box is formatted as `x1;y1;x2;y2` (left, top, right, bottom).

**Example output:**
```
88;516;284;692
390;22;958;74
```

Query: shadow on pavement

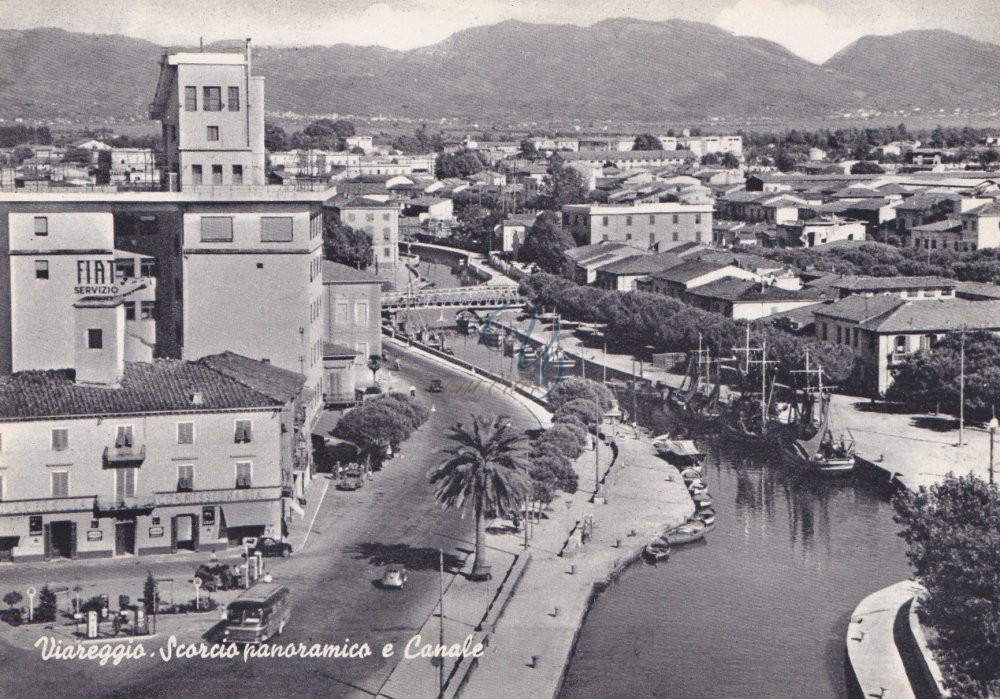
910;415;960;432
345;542;464;571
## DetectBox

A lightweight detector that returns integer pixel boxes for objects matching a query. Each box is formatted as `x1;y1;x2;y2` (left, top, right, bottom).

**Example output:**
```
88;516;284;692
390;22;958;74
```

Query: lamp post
959;332;966;447
989;412;998;486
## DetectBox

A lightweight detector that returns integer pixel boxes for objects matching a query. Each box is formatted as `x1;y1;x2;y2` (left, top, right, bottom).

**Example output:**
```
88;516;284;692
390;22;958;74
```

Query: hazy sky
2;0;998;63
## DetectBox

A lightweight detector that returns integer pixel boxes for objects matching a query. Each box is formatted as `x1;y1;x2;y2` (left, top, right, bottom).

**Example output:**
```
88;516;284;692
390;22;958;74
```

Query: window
261;217;293;243
177;464;194;492
695;214;702;224
920;334;933;351
35;260;49;279
695;231;702;243
234;420;253;444
211;164;223;184
672;232;679;241
625;233;632;241
836;326;842;344
335;301;349;324
626;216;633;226
51;428;69;451
382;228;391;240
207;126;219;141
383;246;391;258
115;425;134;448
177;421;194;444
602;216;609;227
192;165;203;185
140;301;156;320
115;468;136;500
355;301;369;323
124;301;136;321
895;336;906;352
235;461;252;489
200;217;233;242
821;322;828;341
228;86;240;111
649;233;656;244
116;259;135;280
87;328;103;350
34;216;48;236
138;259;157;278
184;86;197;111
673;214;679;224
51;471;69;498
203;86;222;111
382;213;391;222
232;164;243;185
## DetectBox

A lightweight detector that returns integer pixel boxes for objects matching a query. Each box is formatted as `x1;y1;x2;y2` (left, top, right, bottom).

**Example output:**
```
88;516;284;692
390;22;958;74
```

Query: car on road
381;566;408;589
338;468;364;491
429;379;444;393
249;536;293;558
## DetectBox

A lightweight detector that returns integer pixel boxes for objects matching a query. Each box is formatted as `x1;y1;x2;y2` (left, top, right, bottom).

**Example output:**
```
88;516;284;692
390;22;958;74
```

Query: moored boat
643;537;672;562
690;509;716;526
665;519;708;546
782;358;856;475
692;492;712;509
654;438;706;466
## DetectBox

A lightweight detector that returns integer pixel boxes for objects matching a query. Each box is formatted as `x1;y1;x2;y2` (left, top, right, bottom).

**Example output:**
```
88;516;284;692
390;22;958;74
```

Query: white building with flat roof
562;202;714;249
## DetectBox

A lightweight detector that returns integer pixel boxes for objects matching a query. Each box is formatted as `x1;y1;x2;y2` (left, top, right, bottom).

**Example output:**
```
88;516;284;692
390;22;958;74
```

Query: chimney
72;296;126;387
190;390;204;405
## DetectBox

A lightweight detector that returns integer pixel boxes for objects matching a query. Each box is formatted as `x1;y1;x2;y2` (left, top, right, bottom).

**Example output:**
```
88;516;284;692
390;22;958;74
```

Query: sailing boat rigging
780;354;856;474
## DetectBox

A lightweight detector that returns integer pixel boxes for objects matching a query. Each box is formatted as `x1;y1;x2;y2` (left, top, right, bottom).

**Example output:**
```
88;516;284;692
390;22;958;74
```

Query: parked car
338;468;364;491
381;566;408;589
249;536;292;558
429;379;444;393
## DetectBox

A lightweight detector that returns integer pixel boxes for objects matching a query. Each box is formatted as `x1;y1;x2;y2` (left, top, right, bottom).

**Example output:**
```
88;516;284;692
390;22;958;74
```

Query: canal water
403;253;913;698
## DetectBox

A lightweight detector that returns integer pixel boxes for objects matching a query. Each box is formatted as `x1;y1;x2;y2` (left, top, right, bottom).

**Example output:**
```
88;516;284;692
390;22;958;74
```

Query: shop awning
222;501;278;529
311;411;340;438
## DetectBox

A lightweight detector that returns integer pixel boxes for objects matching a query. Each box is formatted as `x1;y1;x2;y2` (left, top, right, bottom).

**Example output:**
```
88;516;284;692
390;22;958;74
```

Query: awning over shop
311;411;340;439
222;501;279;529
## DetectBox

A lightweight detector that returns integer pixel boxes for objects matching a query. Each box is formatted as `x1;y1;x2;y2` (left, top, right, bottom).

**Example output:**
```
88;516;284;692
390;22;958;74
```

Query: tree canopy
893;475;1000;696
533;162;587;211
517;213;575;274
323;215;374;270
435;149;487;179
633;134;664;151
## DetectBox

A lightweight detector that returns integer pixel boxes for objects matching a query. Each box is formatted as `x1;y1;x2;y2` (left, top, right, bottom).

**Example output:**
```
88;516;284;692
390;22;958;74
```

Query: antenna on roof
199;37;204;52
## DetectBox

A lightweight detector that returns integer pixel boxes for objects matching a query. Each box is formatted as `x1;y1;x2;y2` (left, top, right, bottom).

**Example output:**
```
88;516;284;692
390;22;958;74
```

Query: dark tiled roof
866;299;1000;333
651;260;728;283
342;196;396;208
955;281;1000;300
968;201;1000;216
910;219;962;233
0;356;297;420
832;275;955;291
323;260;384;284
813;295;904;323
597;252;684;275
684;277;758;302
563;241;634;261
197;352;305;404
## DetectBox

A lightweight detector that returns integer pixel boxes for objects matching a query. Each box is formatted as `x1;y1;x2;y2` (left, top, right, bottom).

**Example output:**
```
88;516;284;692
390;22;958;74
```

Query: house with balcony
814;296;1000;395
0;344;306;562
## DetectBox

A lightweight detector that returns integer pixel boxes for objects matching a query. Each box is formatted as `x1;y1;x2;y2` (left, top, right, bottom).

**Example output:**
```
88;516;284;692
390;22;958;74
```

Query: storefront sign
74;259;119;296
202;506;216;526
86;530;103;541
29;516;42;535
148;526;164;538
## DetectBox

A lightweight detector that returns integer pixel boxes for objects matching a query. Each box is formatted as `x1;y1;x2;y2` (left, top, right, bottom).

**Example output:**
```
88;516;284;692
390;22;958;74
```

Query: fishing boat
719;330;793;447
642;537;672;562
654;438;706;466
679;467;704;482
688;480;709;496
455;309;482;335
665;519;708;546
781;355;856;475
518;345;541;364
481;325;504;348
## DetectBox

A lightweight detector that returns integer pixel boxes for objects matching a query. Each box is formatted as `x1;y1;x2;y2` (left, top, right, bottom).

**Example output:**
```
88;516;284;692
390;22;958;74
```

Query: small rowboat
665;519;708;546
692;492;712;510
642;537;672;562
690;509;716;527
654;438;706;466
688;481;708;496
679;467;703;481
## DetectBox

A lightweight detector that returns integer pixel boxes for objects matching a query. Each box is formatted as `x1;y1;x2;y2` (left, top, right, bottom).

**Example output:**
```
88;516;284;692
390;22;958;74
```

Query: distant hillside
0;21;998;122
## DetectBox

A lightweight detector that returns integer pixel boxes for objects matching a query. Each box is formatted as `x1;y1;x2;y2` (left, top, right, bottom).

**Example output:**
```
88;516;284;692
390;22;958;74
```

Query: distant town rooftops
561;149;694;161
0;353;302;420
650;260;728;283
596;252;684;275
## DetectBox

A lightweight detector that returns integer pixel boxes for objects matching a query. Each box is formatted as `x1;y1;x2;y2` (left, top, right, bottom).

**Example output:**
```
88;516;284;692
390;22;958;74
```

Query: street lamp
989;411;998;486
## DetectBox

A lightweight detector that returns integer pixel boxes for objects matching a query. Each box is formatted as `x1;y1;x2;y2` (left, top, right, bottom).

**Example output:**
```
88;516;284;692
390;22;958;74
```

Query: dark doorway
114;521;136;556
173;514;199;551
47;521;76;559
0;536;19;562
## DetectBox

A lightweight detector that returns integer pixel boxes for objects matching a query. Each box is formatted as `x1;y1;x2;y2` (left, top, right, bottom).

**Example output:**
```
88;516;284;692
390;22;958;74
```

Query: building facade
562;202;714;248
321;260;383;404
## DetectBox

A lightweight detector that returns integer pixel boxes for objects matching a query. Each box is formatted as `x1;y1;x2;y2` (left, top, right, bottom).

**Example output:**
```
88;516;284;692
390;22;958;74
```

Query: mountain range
0;19;998;122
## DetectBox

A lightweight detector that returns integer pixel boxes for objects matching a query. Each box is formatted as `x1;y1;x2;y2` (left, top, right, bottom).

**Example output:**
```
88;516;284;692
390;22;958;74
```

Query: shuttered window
51;428;69;451
261;217;293;242
177;422;194;445
235;461;252;488
234;420;253;444
51;471;69;498
200;217;233;242
115;425;134;448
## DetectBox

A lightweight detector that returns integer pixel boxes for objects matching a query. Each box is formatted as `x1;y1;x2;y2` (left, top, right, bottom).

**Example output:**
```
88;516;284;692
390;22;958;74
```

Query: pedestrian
263;573;273;583
209;549;218;563
409;384;417;397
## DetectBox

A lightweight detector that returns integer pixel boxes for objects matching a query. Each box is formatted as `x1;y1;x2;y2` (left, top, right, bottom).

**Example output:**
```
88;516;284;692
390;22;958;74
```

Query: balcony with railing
103;444;146;467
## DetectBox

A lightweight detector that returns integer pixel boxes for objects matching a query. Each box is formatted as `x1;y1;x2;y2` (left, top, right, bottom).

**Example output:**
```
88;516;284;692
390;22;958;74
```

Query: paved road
0;348;537;699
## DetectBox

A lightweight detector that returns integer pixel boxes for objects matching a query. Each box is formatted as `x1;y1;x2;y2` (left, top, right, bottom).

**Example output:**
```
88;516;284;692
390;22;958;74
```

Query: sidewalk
846;580;926;699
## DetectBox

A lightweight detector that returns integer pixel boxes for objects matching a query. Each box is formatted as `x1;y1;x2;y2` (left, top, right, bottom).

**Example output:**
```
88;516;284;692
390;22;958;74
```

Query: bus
221;583;291;644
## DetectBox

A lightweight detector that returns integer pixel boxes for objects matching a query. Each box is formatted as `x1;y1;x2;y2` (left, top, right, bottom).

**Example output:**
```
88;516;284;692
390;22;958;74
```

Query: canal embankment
380;332;695;699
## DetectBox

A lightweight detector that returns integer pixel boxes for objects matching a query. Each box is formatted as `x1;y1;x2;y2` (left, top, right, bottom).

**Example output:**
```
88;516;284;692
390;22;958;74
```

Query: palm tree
429;414;531;581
